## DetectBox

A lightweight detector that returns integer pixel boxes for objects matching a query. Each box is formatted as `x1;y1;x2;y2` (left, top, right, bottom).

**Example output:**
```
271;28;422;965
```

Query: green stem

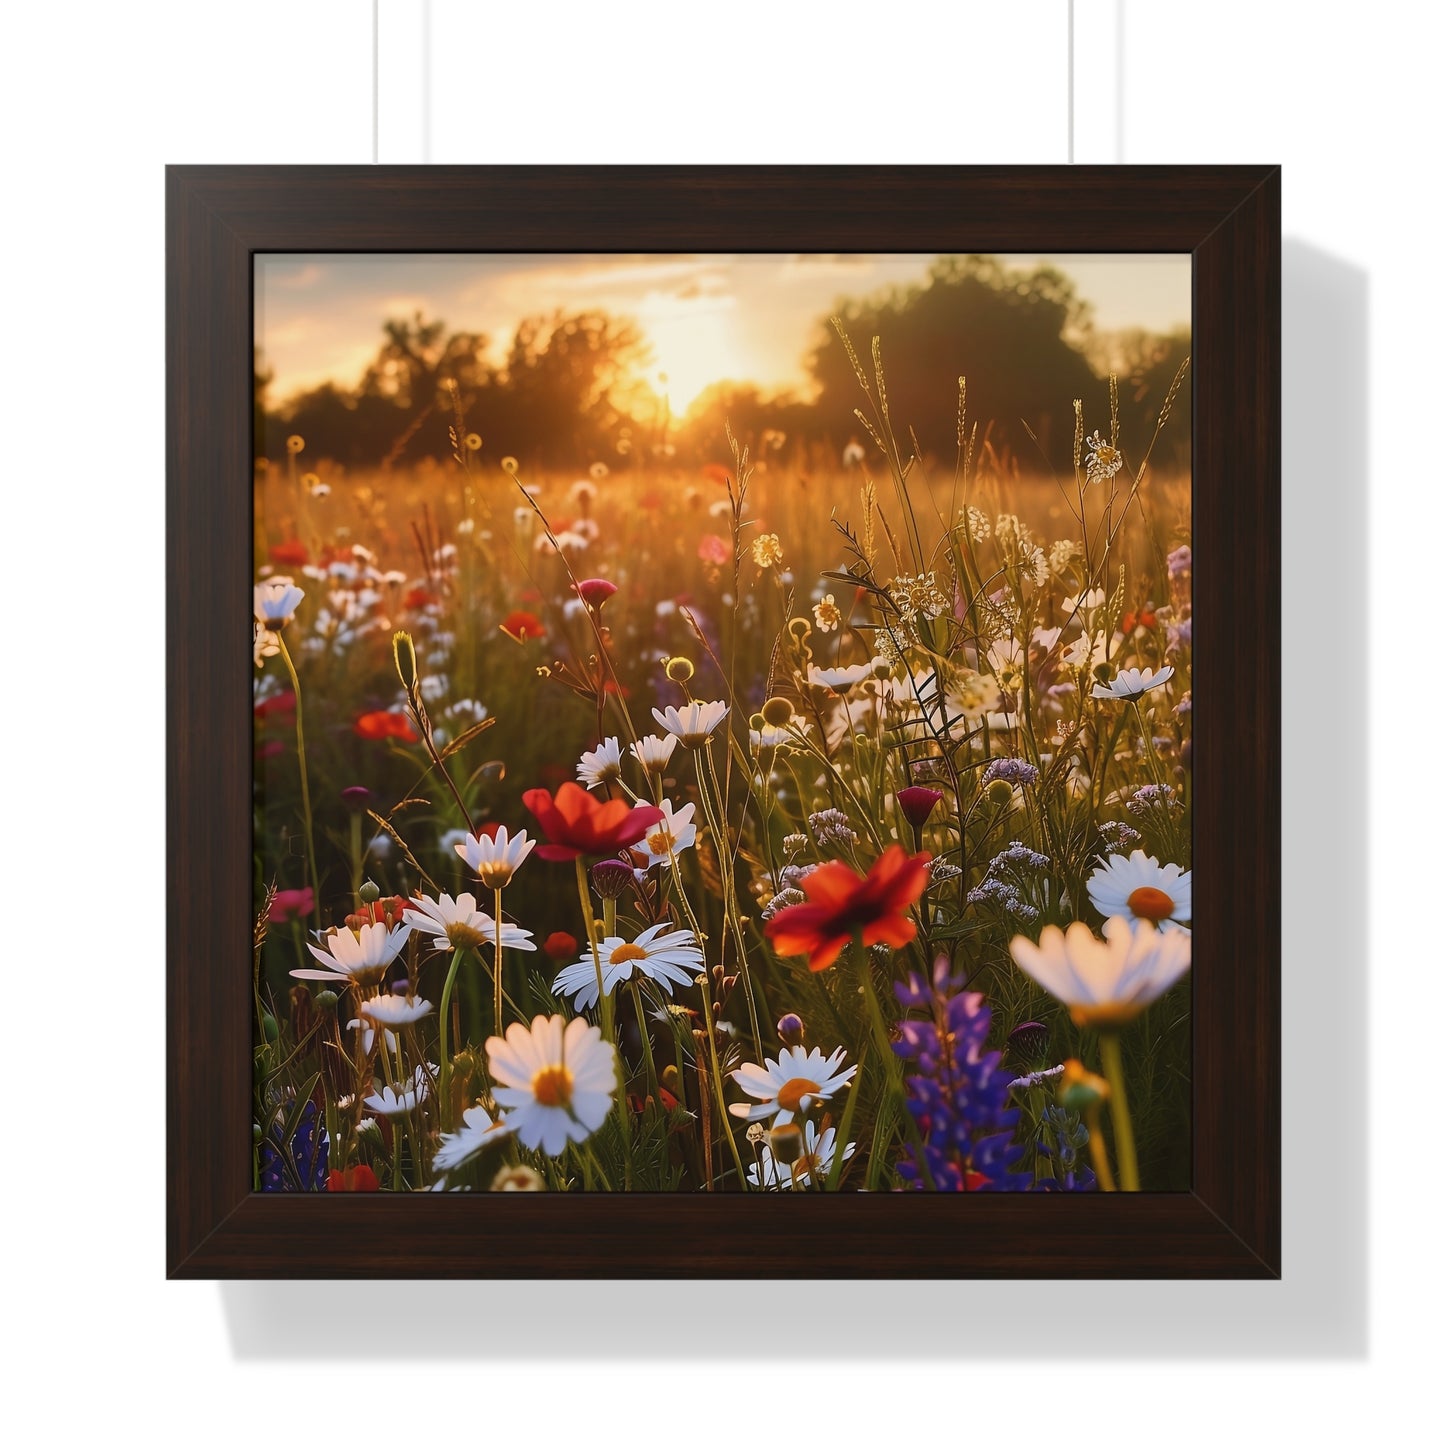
1084;1104;1117;1192
697;967;749;1190
277;634;321;929
437;945;467;1129
632;983;660;1103
574;856;631;1187
1097;1031;1140;1191
493;887;505;1034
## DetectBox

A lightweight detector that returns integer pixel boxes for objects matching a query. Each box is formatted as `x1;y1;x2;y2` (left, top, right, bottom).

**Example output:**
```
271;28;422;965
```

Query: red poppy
697;533;731;565
254;690;297;720
327;1164;380;1192
352;896;410;928
701;463;732;487
764;844;932;972
499;609;546;642
268;887;314;923
403;586;436;610
1122;609;1158;633
521;781;663;862
542;930;579;961
269;539;309;567
353;711;418;742
256;740;286;761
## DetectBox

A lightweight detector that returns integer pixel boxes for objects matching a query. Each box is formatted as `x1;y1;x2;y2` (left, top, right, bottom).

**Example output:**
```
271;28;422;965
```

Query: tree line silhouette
257;256;1190;476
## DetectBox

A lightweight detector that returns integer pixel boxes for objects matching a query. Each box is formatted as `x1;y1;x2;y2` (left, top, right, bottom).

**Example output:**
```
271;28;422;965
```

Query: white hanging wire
1067;0;1075;162
371;0;380;163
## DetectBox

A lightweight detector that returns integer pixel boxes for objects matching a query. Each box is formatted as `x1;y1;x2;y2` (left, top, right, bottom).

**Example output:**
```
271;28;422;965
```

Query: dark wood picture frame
167;164;1280;1279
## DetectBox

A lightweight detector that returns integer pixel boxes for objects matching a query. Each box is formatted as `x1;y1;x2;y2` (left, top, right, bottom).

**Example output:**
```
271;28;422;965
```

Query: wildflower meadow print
253;253;1193;1194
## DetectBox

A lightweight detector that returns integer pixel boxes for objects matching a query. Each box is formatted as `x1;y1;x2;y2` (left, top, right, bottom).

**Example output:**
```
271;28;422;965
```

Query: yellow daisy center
1126;886;1175;922
645;826;675;856
446;921;491;950
776;1077;820;1114
609;943;648;965
531;1065;573;1109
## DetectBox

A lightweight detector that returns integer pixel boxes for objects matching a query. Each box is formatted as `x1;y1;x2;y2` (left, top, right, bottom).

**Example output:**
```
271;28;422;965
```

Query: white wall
4;1;1437;1437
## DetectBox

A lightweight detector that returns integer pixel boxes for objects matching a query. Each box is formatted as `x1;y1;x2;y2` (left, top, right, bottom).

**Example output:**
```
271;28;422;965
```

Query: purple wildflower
1167;544;1192;578
891;959;1029;1191
258;1099;329;1192
1098;820;1143;855
1126;783;1177;819
981;758;1040;787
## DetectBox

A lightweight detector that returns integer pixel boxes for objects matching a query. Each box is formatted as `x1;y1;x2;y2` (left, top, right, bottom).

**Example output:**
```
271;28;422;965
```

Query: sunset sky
256;253;1191;415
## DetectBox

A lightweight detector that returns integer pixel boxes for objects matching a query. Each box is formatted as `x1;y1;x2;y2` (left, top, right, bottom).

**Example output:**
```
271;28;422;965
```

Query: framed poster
168;165;1279;1277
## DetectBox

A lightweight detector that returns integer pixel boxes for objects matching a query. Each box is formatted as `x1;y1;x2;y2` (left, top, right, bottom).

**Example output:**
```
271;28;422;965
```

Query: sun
638;294;745;415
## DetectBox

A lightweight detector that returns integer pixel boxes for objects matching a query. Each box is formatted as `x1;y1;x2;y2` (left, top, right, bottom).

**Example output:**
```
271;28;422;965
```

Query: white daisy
1086;849;1191;931
636;799;697;869
987;639;1027;693
364;1065;434;1117
253;622;281;667
553;923;705;1009
254;578;305;628
630;733;678;775
749;1120;856;1190
433;1103;516;1172
807;660;880;690
345;1017;395;1054
291;919;412;987
1008;915;1191;1027
1062;587;1107;617
729;1045;857;1124
486;1015;617;1157
652;699;730;748
455;825;535;888
750;720;798;750
576;736;623;790
1062;631;1111;671
1091;665;1175;701
359;993;435;1027
406;893;537;954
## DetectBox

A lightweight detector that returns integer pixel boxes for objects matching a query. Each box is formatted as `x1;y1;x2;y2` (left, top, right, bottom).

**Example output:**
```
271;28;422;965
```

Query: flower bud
260;1013;279;1044
590;858;634;899
358;880;381;904
392;630;418;689
313;990;339;1013
1007;1020;1050;1070
768;1122;804;1165
761;696;795;728
574;578;618;610
897;785;943;829
986;779;1014;809
776;1012;806;1046
491;1164;545;1192
1059;1057;1109;1112
664;656;695;683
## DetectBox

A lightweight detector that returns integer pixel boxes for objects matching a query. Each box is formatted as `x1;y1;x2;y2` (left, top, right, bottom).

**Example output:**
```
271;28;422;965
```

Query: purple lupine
258;1099;329;1192
892;958;1029;1191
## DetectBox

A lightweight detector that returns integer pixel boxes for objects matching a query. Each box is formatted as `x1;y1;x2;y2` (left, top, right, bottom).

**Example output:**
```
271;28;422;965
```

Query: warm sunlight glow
640;300;746;415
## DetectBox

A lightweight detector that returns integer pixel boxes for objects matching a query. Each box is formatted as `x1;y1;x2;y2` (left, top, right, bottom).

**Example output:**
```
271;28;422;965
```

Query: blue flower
258;1099;329;1192
891;962;1030;1191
